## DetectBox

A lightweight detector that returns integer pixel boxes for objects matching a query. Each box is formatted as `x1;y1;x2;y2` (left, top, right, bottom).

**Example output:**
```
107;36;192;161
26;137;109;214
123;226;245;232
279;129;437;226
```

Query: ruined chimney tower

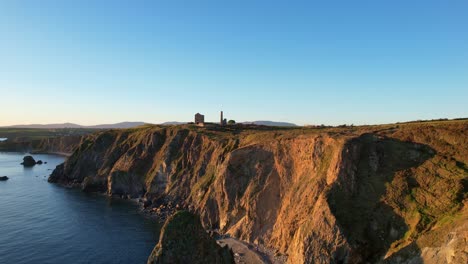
220;111;224;125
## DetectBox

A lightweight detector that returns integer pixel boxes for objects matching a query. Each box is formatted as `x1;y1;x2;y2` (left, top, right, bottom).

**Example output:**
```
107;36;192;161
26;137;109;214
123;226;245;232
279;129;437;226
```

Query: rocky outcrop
0;176;8;181
49;121;468;263
147;211;234;264
21;156;36;167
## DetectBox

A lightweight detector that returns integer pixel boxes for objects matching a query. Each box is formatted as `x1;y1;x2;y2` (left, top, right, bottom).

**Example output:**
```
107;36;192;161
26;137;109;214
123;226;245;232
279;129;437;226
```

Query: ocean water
0;152;159;264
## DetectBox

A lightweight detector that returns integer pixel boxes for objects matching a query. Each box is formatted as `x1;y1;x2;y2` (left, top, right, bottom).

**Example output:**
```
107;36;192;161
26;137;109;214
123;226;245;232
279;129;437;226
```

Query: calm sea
0;152;159;264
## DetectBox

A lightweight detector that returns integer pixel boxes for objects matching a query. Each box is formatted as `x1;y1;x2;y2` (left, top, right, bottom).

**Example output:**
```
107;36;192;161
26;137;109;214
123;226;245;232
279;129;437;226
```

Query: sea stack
21;156;36;167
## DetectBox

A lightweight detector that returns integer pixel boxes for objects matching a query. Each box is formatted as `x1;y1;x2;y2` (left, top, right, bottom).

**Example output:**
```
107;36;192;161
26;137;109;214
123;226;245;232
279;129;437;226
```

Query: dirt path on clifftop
217;238;285;264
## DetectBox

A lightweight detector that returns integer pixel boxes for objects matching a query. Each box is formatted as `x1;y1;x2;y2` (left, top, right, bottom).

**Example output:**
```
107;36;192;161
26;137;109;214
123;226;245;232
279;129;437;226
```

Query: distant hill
3;122;148;129
243;121;298;127
87;122;148;129
3;120;298;129
160;121;188;125
3;123;84;129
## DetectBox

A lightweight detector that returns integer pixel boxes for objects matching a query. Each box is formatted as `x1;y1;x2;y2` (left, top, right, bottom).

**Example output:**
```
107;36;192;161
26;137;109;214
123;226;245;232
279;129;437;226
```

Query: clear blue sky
0;0;467;126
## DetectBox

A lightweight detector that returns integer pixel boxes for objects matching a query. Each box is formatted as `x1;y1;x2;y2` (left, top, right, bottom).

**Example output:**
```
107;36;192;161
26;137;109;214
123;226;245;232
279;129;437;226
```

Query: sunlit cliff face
49;121;468;263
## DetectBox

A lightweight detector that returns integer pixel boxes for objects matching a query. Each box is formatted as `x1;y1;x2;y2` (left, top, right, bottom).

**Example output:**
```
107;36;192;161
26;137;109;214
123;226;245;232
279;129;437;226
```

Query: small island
21;156;37;167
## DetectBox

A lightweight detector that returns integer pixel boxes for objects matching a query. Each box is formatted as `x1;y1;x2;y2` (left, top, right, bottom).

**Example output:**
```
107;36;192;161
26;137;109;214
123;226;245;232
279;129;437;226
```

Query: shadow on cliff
327;134;434;263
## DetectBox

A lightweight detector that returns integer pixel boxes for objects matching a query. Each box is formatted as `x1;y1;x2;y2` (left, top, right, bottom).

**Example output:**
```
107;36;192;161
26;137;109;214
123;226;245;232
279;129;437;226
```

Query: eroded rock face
147;211;234;264
48;122;468;263
21;156;36;167
326;134;434;263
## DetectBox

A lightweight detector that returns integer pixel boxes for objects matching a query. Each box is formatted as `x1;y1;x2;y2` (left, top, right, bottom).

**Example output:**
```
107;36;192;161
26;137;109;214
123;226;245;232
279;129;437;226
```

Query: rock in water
0;176;8;181
36;160;43;165
21;156;36;167
147;211;234;264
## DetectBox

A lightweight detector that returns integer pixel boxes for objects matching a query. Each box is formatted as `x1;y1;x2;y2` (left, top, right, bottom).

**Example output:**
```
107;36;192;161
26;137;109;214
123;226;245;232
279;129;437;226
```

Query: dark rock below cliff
21;156;36;167
147;211;234;264
0;176;8;181
81;176;106;193
48;164;64;183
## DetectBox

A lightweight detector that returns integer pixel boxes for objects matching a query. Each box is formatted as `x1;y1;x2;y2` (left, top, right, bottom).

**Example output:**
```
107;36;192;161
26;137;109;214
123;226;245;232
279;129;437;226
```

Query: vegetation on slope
147;211;234;264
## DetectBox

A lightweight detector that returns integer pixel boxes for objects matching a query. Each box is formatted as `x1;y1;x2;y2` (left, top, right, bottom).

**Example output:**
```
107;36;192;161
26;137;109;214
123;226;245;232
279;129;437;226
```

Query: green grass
0;127;98;141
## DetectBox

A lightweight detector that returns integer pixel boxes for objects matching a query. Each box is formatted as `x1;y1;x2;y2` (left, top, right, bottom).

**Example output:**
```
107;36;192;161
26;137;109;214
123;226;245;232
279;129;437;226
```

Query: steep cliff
0;135;82;154
49;121;468;263
32;135;83;155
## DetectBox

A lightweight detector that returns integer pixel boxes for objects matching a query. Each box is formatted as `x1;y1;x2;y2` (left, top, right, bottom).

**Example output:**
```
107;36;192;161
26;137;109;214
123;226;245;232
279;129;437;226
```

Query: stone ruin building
195;113;205;126
220;111;227;126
